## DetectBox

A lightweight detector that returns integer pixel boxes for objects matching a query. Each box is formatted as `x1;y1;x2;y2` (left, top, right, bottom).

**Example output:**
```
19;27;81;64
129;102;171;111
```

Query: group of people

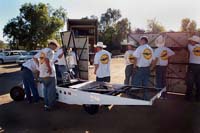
21;40;78;111
93;35;200;101
21;34;200;110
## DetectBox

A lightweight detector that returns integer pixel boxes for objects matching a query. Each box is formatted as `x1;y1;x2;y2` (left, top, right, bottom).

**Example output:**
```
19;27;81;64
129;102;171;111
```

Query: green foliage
99;8;130;51
181;18;197;32
147;18;165;33
3;3;67;50
100;8;121;30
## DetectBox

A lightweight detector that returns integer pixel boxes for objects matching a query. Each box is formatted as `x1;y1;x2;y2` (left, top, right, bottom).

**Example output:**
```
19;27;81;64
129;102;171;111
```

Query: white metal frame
37;80;166;106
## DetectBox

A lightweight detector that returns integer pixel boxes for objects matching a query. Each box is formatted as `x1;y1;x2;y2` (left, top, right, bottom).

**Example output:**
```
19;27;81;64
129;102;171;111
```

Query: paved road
0;63;200;133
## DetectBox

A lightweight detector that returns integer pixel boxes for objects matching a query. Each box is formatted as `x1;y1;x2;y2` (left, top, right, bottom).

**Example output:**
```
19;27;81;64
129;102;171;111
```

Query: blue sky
0;0;200;42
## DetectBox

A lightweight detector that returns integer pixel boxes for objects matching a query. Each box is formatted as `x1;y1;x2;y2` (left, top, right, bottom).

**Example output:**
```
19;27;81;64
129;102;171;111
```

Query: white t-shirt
154;46;175;66
34;48;56;78
94;49;111;78
54;48;67;66
133;44;154;67
22;59;38;73
67;51;78;68
124;50;135;66
188;44;200;64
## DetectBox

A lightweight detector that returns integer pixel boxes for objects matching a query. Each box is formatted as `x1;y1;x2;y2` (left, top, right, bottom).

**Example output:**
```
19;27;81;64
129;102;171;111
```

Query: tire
10;86;25;101
83;105;99;115
0;59;3;64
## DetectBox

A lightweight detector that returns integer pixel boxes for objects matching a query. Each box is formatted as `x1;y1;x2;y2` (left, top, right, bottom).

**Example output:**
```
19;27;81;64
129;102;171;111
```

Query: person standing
21;59;39;103
94;42;111;82
185;35;200;101
33;39;58;111
67;48;79;78
124;41;136;85
153;35;175;89
54;46;68;84
132;36;154;99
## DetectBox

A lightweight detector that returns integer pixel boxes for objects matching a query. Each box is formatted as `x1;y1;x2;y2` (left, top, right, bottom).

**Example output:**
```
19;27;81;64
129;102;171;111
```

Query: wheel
0;59;3;64
83;105;99;115
10;86;25;101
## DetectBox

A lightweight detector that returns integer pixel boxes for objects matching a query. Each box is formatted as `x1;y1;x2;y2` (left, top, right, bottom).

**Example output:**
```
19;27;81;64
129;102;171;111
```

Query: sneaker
44;105;51;111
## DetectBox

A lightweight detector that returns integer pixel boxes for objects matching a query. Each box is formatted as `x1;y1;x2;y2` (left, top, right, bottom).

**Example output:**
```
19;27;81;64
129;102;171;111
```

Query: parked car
0;50;27;64
16;50;40;65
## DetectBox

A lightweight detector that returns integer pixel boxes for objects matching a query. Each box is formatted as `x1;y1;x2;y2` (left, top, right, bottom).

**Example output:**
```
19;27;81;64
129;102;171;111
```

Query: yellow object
128;54;135;64
193;46;200;56
160;50;168;60
143;48;152;60
100;54;109;64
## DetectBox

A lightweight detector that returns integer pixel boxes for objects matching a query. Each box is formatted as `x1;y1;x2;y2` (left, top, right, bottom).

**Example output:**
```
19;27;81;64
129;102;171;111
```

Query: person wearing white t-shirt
67;48;79;78
94;42;111;82
185;35;200;101
132;36;154;99
153;35;175;89
22;59;39;103
54;46;68;83
33;39;58;111
124;41;136;85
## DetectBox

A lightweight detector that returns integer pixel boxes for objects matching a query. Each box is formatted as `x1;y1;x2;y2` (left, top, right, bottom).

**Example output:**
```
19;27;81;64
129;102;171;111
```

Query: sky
0;0;200;42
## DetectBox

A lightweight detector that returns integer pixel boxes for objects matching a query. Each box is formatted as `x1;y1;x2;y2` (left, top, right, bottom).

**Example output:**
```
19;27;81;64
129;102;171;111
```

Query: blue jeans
132;67;150;99
58;65;68;80
22;67;39;102
124;64;134;85
156;66;167;89
41;77;56;108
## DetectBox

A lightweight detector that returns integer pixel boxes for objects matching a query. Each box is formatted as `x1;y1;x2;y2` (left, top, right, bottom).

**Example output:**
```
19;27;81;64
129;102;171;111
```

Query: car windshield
29;51;38;55
21;52;29;56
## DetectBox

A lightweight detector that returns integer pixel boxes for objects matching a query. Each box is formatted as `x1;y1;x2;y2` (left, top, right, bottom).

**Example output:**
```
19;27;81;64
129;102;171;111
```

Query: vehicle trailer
10;79;166;114
9;31;165;114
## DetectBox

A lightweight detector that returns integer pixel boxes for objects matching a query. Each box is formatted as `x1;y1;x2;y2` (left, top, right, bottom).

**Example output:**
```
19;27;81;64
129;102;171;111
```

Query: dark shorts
96;76;110;82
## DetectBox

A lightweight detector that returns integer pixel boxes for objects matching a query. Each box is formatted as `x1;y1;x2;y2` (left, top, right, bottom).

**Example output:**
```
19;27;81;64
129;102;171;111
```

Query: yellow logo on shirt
128;54;135;64
100;54;109;64
193;46;200;56
143;48;152;60
160;50;168;60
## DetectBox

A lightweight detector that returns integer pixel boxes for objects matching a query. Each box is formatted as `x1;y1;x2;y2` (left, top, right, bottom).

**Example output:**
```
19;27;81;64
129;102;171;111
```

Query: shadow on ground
0;94;200;133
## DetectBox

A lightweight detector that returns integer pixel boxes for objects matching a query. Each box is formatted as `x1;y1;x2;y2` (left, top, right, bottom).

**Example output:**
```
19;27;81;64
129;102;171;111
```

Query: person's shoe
44;105;51;111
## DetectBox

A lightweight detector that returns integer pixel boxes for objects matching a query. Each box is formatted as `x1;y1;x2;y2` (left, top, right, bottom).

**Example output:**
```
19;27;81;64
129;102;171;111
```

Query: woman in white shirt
33;39;58;111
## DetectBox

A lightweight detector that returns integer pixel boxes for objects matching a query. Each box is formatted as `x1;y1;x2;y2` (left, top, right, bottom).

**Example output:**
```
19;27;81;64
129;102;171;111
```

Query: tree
3;3;67;50
147;18;165;33
180;18;197;32
115;18;130;39
100;8;121;30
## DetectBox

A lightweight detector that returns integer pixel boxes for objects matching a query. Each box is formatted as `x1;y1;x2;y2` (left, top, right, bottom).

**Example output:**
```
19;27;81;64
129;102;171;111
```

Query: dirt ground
89;58;125;83
0;59;200;133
